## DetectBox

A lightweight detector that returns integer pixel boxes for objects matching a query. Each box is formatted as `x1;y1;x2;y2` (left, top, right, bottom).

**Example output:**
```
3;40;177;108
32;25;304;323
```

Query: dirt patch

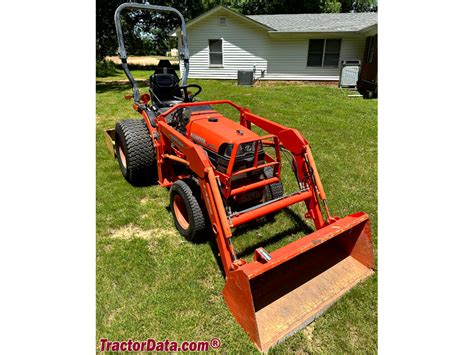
107;224;186;251
349;326;359;346
198;270;218;293
140;197;150;205
106;312;116;326
302;322;315;342
108;224;175;241
105;303;127;327
140;196;168;208
302;322;323;352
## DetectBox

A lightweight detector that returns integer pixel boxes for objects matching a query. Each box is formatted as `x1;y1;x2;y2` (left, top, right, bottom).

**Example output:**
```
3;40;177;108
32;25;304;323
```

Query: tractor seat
149;73;183;107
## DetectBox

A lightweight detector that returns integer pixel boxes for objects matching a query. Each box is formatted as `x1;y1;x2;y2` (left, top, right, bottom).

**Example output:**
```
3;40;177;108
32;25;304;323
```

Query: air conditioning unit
237;70;254;86
339;60;361;87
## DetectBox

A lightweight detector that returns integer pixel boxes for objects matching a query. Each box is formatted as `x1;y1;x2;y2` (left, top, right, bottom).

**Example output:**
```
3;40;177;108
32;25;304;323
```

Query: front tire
170;180;208;242
263;167;284;201
114;119;156;186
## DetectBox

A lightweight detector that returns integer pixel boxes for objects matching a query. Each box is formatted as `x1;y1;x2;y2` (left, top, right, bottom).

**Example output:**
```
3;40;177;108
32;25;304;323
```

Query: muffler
223;212;374;351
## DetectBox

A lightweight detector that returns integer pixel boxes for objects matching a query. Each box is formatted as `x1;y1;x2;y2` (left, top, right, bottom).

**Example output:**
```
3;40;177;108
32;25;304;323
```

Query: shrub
96;60;118;77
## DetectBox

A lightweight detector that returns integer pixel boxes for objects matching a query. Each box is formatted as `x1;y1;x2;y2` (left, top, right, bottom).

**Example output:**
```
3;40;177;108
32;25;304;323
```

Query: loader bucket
103;129;116;157
223;212;374;352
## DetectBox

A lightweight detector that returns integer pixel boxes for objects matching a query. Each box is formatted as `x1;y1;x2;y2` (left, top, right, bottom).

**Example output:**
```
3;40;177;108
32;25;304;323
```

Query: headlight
223;142;262;157
239;142;255;155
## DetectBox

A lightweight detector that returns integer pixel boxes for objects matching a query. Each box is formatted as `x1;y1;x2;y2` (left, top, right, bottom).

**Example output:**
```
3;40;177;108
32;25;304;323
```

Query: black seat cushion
149;73;182;104
149;60;183;107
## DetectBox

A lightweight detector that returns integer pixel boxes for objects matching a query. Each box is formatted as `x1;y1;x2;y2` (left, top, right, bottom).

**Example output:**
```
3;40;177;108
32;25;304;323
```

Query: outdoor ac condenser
237;70;254;86
339;60;361;87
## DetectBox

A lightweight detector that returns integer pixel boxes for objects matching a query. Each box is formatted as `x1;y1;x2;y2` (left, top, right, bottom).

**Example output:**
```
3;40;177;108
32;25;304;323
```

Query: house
172;6;377;83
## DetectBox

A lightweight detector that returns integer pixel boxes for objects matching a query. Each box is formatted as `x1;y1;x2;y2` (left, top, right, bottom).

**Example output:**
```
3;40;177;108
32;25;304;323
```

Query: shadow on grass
208;237;226;277
96;80;149;94
208;208;313;278
235;208;313;259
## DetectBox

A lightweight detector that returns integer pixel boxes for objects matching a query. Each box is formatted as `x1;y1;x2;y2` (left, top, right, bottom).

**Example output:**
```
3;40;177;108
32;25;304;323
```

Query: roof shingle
247;12;377;32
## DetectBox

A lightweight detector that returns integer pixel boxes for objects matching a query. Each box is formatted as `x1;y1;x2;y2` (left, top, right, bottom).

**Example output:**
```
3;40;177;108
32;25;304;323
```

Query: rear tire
115;119;156;186
170;180;208;242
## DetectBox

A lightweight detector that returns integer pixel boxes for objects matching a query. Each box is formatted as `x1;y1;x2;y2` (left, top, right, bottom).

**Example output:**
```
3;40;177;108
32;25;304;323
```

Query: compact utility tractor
104;2;375;351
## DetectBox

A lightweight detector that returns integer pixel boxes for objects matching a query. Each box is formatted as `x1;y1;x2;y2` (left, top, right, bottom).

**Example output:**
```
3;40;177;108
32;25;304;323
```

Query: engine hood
187;111;259;153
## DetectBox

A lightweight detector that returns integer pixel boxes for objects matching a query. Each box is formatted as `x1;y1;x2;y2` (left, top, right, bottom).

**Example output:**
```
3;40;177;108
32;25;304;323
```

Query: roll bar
114;1;190;102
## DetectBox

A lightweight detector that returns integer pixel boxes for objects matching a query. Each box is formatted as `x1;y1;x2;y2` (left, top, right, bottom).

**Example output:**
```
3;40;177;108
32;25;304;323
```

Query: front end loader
104;2;375;351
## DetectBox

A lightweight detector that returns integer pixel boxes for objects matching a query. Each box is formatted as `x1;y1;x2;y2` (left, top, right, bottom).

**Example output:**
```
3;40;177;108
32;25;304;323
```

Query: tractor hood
187;112;259;153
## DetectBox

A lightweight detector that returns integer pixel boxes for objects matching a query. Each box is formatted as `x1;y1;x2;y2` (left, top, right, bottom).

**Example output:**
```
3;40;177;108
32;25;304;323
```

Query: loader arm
241;111;334;221
152;119;238;274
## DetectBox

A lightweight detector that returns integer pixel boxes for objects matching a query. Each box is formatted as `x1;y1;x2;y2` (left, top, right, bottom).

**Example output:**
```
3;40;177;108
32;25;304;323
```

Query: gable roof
248;12;377;33
181;5;275;32
170;5;377;36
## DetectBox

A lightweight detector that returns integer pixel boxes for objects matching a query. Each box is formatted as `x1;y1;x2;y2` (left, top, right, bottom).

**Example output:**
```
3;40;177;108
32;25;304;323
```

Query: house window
307;39;341;67
209;39;223;66
219;16;226;25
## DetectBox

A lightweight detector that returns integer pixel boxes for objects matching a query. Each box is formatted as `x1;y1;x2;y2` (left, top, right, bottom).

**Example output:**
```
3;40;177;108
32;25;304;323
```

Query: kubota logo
169;134;184;148
190;132;206;145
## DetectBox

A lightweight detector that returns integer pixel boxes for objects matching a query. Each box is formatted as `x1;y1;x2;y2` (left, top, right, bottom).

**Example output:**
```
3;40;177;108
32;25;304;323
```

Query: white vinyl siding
181;9;269;79
264;36;365;80
181;9;366;81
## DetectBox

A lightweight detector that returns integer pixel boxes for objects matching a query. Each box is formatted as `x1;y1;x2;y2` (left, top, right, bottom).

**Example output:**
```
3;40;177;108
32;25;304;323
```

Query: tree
238;0;320;15
237;0;377;15
319;0;342;13
96;0;208;60
340;0;377;12
96;0;377;60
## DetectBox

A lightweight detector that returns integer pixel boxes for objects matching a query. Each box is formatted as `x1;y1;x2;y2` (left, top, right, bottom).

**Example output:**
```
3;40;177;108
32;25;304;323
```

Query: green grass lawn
96;72;377;353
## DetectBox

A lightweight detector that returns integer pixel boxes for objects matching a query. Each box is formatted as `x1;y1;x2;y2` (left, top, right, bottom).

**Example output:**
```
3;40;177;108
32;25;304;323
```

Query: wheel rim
173;194;189;229
118;144;127;168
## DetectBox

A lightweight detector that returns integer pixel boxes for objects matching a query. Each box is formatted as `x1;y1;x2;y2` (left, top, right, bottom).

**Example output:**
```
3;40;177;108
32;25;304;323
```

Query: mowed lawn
96;71;377;353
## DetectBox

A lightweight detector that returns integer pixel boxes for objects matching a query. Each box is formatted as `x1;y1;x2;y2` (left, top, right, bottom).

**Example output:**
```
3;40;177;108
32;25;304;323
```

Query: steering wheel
174;83;202;102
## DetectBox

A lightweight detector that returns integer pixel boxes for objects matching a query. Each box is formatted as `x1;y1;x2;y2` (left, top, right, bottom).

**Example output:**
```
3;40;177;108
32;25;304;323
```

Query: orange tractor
105;2;375;351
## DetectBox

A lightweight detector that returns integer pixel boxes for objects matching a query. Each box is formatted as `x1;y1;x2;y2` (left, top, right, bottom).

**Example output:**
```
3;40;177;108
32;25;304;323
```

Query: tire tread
170;180;207;242
115;119;156;185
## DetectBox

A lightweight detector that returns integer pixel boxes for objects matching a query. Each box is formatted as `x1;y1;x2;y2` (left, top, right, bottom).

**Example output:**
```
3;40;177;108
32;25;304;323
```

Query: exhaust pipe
223;212;374;351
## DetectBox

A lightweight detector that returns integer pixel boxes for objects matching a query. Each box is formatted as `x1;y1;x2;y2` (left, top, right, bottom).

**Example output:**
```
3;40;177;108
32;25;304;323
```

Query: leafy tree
96;0;208;60
239;0;320;15
319;0;342;13
96;0;122;60
340;0;377;12
96;0;376;60
237;0;377;15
